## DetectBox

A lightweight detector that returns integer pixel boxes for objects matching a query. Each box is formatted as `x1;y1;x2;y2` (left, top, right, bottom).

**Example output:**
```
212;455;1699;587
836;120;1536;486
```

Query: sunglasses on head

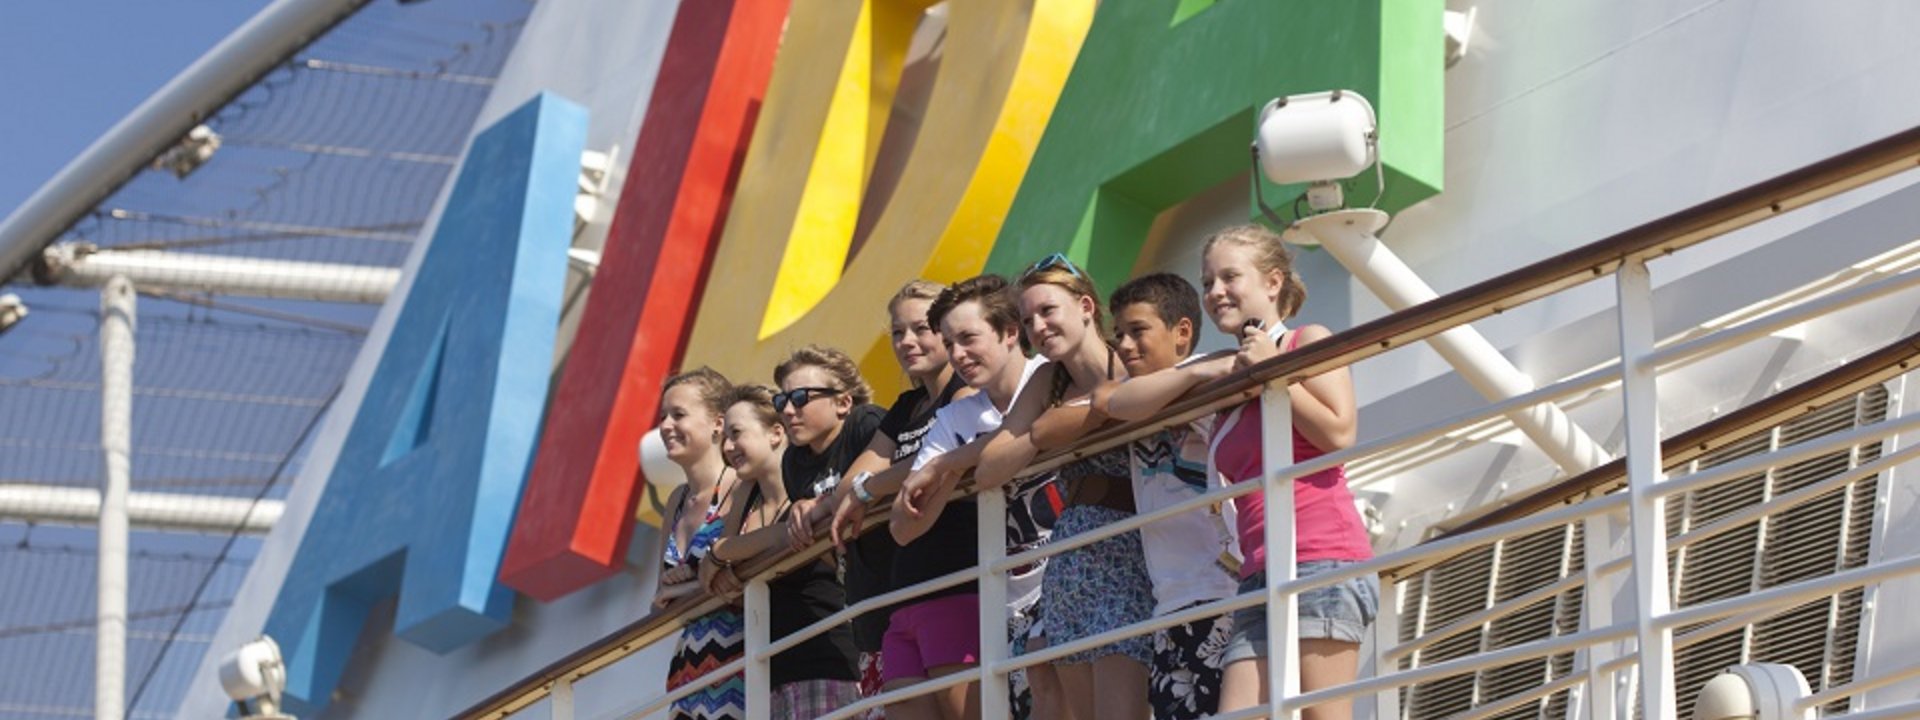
774;386;842;412
1022;252;1085;280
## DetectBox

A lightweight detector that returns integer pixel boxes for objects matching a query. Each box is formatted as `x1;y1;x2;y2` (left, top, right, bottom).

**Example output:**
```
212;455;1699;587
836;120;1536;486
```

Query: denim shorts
1223;560;1380;664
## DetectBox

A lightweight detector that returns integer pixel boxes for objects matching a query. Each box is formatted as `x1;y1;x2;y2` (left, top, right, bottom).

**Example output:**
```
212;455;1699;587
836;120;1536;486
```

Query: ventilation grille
1394;387;1886;719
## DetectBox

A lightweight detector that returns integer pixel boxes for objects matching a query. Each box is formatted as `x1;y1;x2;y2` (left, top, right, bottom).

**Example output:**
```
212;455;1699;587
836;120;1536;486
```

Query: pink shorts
881;593;981;683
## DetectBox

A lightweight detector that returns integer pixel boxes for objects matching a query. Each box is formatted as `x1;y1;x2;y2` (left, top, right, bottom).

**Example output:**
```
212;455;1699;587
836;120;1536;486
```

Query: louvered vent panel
1395;387;1886;720
1403;546;1495;718
1664;387;1884;720
1479;525;1582;720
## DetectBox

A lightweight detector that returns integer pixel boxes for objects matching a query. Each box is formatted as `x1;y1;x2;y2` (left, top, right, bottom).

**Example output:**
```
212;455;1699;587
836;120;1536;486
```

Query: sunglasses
773;386;842;413
1022;252;1085;280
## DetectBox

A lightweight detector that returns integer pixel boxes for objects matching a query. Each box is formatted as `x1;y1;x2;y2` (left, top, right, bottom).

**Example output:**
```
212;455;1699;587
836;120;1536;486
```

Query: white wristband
851;471;875;503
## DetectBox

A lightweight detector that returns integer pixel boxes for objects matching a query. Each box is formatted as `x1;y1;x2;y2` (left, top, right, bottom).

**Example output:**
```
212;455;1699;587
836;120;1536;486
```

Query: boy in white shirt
1101;273;1240;719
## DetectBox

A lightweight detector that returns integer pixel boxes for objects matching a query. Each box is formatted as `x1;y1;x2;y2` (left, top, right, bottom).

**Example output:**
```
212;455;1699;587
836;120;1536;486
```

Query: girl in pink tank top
1208;329;1373;577
1099;224;1376;720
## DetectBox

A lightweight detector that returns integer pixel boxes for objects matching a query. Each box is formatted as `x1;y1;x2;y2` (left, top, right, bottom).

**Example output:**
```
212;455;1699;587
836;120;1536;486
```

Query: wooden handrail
452;125;1920;720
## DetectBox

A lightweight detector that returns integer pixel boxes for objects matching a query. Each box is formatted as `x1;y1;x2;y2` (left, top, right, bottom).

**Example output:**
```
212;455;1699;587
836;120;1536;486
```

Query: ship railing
456;125;1920;720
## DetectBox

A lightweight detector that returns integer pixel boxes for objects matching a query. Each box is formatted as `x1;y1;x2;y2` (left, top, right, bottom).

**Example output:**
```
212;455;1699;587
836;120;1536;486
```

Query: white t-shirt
1129;414;1242;616
1127;345;1252;616
912;357;1055;615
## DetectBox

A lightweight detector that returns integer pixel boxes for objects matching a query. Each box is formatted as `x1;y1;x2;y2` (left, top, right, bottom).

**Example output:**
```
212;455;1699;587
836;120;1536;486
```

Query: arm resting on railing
828;457;912;550
890;458;964;544
1272;324;1358;452
792;433;898;551
1029;387;1112;450
1104;354;1232;421
972;375;1059;490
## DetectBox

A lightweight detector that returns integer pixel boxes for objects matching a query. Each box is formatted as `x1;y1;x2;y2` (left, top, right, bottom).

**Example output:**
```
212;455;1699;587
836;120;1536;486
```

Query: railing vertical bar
1580;511;1624;720
550;677;573;720
1373;582;1403;720
745;579;771;720
1260;381;1299;718
1616;259;1677;719
1852;371;1904;714
978;489;1011;719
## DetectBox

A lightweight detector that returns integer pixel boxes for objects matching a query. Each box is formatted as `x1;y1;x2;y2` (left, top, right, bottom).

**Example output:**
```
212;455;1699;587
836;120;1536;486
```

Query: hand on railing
697;553;744;599
652;567;701;610
660;562;696;586
830;491;866;552
890;460;961;544
786;496;823;552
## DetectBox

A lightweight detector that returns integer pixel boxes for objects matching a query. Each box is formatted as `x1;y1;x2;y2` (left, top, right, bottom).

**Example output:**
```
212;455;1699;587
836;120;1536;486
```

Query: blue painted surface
260;93;588;715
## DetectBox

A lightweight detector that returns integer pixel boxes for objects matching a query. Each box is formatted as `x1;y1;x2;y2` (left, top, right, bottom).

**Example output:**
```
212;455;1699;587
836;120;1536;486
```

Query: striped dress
664;497;745;720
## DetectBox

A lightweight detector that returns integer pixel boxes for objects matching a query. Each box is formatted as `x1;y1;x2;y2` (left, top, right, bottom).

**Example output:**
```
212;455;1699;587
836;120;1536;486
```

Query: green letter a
987;0;1444;288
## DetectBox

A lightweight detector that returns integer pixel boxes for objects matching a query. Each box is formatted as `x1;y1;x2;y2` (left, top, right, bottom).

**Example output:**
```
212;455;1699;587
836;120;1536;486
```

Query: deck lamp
0;293;25;335
219;635;293;719
1251;89;1381;224
1692;663;1813;720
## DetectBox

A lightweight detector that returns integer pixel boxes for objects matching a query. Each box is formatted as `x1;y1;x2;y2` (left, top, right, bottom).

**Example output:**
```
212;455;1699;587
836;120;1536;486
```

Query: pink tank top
1209;331;1372;578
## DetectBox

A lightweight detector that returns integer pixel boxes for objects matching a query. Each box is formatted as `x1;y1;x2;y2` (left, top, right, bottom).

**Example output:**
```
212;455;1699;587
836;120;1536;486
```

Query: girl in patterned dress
655;368;747;720
701;380;864;718
977;254;1154;720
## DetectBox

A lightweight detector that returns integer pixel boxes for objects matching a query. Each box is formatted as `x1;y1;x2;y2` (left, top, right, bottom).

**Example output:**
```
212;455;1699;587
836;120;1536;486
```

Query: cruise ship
1;1;1917;719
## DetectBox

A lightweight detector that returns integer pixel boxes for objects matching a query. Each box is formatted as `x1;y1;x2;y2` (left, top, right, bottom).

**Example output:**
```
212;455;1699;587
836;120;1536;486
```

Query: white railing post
97;275;134;720
550;676;573;720
1372;582;1403;720
1579;512;1624;720
745;578;772;720
1261;381;1299;719
978;489;1011;719
1616;259;1676;719
1853;372;1903;714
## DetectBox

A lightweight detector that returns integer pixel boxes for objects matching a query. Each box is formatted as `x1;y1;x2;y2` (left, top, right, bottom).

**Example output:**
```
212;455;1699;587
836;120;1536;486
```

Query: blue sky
0;1;267;220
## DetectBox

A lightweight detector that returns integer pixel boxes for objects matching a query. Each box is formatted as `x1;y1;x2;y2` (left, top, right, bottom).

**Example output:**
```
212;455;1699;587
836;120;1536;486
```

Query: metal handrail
453;124;1920;720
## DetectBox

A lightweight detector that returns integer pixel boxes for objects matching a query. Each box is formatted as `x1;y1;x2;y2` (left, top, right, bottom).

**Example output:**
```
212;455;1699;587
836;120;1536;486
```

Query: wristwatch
851;471;875;503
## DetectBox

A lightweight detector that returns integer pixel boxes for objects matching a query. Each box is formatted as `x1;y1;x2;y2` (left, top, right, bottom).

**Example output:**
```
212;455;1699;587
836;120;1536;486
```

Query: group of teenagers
651;223;1380;720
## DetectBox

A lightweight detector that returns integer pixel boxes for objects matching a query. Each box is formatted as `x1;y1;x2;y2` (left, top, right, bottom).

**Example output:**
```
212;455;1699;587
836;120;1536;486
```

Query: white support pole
0;485;282;535
1615;259;1677;719
977;490;1011;719
98;275;135;720
744;578;771;720
0;0;376;281
1295;209;1610;475
38;244;399;304
1261;382;1299;719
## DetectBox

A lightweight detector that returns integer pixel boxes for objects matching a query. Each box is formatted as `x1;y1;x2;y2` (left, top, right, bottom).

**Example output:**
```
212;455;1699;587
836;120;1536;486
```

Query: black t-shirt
846;377;967;632
767;404;881;682
890;376;984;604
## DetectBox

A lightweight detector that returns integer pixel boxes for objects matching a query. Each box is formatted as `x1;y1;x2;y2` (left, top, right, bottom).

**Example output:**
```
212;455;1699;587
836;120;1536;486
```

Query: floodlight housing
219;636;293;719
1255;90;1377;187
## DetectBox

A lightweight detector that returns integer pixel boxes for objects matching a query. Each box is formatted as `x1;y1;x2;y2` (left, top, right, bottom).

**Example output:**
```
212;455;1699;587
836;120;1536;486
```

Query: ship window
1393;386;1887;719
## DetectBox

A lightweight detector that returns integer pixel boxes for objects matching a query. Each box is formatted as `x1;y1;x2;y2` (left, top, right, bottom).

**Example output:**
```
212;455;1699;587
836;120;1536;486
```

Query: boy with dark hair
1106;273;1239;720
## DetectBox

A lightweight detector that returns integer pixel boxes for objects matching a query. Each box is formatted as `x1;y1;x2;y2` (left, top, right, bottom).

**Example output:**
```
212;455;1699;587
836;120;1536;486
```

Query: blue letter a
261;93;588;714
